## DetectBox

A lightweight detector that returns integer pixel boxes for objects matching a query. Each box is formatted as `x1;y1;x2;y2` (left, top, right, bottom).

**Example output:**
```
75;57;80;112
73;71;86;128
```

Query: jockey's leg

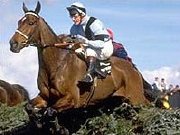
81;40;113;83
81;56;96;83
75;48;86;61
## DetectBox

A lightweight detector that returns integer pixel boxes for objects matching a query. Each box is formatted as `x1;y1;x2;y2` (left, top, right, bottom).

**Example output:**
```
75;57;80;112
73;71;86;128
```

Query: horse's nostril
9;39;16;46
9;40;20;53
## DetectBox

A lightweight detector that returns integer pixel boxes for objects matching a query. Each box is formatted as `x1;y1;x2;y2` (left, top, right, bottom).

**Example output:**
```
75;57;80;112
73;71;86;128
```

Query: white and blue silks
70;15;113;60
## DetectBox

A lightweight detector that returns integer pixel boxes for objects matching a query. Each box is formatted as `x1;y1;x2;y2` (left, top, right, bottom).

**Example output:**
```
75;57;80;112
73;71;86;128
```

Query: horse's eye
29;22;34;25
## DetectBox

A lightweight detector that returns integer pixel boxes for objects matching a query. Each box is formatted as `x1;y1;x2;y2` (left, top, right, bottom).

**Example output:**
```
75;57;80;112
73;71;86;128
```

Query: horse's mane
40;17;58;38
40;17;57;37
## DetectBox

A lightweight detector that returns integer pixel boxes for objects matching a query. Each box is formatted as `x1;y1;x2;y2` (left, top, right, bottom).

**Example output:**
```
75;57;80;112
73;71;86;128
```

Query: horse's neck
37;18;85;75
37;18;62;70
39;18;58;45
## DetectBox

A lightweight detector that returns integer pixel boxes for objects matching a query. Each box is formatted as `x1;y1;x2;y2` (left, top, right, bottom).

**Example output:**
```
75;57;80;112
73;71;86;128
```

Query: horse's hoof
45;107;57;117
25;103;34;114
58;127;69;135
36;122;43;129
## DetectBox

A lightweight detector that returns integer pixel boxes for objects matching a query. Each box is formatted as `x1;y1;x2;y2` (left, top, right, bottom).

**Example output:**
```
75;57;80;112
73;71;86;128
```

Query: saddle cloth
95;59;111;79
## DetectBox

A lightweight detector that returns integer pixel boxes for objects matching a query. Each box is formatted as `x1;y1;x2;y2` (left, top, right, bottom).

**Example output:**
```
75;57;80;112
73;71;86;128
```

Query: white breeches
85;40;113;60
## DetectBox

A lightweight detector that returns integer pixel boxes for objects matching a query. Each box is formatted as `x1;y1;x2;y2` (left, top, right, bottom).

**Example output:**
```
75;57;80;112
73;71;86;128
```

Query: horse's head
9;2;41;53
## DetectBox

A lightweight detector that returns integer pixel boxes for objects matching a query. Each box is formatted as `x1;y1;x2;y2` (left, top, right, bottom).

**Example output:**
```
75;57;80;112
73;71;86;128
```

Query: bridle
15;12;40;46
15;29;29;41
15;12;83;50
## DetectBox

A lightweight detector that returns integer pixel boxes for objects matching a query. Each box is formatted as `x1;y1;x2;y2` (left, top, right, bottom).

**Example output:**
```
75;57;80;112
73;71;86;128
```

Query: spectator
152;77;161;91
160;78;167;92
173;85;180;91
168;84;174;91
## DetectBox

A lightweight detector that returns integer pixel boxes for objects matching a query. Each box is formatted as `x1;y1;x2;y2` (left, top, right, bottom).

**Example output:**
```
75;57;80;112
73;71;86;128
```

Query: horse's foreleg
70;87;80;108
32;85;49;108
33;70;50;108
37;68;50;98
31;95;48;108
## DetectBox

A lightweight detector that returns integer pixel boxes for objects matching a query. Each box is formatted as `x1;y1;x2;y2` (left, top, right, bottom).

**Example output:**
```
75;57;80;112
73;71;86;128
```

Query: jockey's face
70;13;82;25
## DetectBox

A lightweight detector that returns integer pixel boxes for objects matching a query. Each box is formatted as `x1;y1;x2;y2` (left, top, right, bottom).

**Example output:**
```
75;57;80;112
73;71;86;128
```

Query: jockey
67;2;113;83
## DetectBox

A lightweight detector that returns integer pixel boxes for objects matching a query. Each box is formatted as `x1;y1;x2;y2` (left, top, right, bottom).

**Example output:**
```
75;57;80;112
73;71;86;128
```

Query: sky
0;0;180;99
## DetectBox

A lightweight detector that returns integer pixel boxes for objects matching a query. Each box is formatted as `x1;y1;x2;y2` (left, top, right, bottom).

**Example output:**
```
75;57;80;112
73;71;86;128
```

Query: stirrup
81;73;94;83
94;68;107;78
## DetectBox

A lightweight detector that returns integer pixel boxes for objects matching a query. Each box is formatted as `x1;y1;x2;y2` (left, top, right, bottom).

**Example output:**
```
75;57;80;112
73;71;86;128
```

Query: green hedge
0;102;180;135
0;103;29;134
75;104;180;135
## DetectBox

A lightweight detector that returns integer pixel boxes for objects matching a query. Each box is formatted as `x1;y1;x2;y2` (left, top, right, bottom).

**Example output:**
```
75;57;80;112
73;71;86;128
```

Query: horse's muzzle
9;39;21;53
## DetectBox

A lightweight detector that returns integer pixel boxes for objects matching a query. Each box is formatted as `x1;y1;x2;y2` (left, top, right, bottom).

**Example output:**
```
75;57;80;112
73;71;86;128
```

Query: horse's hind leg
113;87;126;97
52;93;74;111
70;86;80;108
112;72;148;106
125;77;149;105
52;87;80;111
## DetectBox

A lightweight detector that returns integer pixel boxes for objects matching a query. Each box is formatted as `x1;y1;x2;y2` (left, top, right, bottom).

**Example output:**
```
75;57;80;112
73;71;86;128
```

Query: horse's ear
35;1;41;14
23;2;28;13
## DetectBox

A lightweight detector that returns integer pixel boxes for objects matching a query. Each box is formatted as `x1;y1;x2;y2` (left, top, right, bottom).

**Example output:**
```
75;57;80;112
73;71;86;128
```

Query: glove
76;35;89;45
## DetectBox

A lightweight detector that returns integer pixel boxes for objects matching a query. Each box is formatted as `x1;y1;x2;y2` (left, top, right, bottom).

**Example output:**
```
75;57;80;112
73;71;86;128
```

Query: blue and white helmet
67;2;86;16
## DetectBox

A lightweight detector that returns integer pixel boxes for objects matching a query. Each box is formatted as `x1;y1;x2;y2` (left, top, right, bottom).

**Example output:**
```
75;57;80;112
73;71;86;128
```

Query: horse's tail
142;77;152;90
141;76;158;102
132;65;155;101
141;76;169;108
133;66;159;103
12;84;30;101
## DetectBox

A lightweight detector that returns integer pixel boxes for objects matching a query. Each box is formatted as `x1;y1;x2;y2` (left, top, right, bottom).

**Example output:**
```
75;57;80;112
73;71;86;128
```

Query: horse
0;79;30;106
9;2;150;112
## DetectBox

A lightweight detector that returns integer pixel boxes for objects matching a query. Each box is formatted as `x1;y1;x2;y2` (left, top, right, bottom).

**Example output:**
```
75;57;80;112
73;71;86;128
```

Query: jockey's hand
64;36;74;43
76;35;89;45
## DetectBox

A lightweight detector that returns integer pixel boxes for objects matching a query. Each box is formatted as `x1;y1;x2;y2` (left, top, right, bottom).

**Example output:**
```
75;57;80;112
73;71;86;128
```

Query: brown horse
9;2;149;112
0;79;29;106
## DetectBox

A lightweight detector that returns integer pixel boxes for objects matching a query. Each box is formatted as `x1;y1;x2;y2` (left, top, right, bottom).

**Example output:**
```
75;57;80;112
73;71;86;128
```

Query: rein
43;42;84;51
42;42;77;48
15;27;83;50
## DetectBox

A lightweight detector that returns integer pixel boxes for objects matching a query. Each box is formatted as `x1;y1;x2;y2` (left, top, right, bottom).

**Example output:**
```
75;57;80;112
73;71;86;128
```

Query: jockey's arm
70;18;110;49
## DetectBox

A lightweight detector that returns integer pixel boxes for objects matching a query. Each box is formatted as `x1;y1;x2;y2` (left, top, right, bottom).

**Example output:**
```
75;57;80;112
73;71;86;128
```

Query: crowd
151;77;179;93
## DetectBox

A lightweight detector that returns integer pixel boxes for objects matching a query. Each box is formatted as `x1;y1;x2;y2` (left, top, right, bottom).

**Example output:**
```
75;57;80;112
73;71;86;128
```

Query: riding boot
81;56;96;83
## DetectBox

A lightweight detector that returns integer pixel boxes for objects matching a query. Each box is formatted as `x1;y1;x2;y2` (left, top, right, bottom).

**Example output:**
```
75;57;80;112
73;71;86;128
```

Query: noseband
16;29;29;40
